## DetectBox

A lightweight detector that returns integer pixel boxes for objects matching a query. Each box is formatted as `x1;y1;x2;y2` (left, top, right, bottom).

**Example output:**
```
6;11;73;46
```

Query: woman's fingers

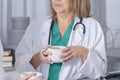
40;53;53;64
42;50;52;56
62;47;71;52
43;57;53;64
61;46;81;62
61;51;75;62
41;45;52;56
61;49;72;58
63;53;74;62
39;45;53;64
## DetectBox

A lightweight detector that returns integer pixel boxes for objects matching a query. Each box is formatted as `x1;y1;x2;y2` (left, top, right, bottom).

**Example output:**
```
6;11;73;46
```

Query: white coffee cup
47;46;66;63
21;72;42;80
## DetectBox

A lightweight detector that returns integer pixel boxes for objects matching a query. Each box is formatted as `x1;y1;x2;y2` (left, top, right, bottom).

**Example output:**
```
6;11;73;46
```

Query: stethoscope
48;18;86;45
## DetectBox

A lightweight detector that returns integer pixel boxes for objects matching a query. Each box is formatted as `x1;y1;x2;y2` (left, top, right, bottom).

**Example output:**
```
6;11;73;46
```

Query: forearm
30;52;41;69
30;47;52;68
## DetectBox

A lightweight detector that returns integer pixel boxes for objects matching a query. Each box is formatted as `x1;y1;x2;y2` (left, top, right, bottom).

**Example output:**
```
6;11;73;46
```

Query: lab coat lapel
40;19;52;46
41;32;49;46
67;17;83;46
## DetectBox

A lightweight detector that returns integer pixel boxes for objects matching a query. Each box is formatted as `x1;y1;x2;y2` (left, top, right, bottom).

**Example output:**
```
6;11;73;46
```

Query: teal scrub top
48;20;74;80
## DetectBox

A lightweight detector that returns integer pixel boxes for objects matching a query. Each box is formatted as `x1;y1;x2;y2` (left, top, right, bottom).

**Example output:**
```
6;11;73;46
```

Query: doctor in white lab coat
0;39;5;80
15;0;107;80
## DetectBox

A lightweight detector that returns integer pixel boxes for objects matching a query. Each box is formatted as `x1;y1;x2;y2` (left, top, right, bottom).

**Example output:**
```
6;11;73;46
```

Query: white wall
0;0;2;38
12;0;25;17
0;0;9;47
106;0;120;27
26;0;51;20
91;0;120;48
105;0;120;48
90;0;106;26
12;0;51;20
91;0;120;27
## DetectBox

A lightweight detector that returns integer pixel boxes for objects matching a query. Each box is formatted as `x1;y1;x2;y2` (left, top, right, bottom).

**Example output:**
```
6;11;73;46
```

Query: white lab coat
15;16;107;80
0;39;5;80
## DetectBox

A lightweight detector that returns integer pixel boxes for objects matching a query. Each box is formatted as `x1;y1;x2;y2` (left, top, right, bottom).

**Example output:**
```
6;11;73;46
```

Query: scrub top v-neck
48;19;74;80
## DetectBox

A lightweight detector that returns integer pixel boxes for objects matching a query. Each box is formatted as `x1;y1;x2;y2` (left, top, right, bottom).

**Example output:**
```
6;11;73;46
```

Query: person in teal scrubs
18;0;89;79
45;0;89;79
17;0;106;80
